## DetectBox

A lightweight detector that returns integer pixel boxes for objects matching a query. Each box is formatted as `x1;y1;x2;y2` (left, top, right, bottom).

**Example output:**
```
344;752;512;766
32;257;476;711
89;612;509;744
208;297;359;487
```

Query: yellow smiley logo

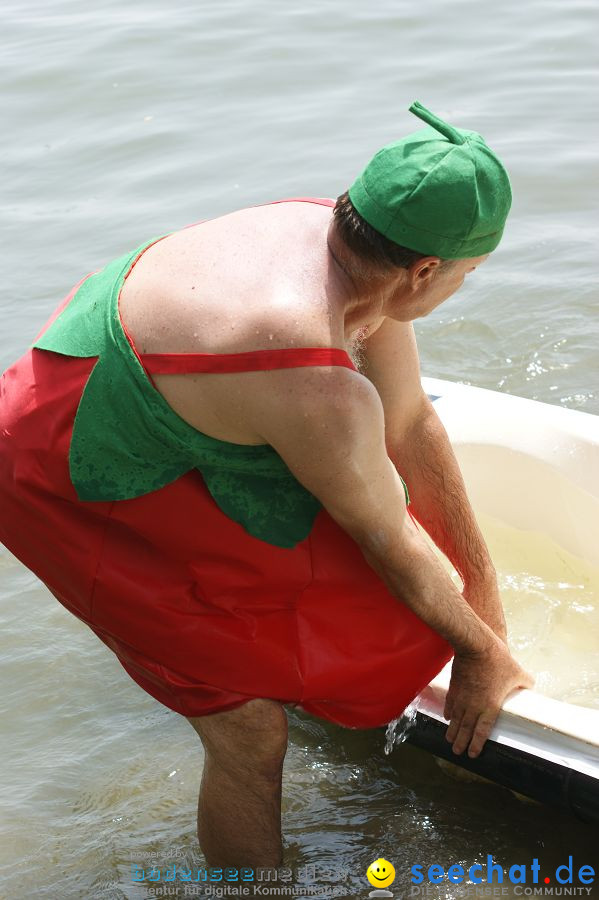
367;858;396;888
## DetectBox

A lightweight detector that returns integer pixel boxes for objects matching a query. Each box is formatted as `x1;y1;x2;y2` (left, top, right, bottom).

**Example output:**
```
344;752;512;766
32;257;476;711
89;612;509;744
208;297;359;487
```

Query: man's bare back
118;199;384;446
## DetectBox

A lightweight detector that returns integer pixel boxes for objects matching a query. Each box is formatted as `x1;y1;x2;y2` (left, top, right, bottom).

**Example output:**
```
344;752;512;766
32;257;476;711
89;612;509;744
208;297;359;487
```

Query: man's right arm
249;367;533;756
253;368;492;654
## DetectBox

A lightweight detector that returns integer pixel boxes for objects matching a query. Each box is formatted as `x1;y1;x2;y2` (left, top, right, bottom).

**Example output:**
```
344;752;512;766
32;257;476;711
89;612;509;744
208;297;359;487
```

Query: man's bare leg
186;698;288;867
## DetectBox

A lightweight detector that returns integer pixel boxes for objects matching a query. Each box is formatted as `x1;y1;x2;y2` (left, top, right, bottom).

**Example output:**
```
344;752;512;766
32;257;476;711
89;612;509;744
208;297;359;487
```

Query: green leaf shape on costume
32;242;324;549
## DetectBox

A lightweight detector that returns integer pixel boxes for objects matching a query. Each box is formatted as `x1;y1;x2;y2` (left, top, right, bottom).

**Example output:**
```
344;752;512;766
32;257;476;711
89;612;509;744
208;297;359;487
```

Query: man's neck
325;224;404;338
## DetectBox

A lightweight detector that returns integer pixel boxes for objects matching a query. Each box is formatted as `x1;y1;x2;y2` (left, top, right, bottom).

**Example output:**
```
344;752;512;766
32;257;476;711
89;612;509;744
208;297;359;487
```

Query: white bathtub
411;376;599;821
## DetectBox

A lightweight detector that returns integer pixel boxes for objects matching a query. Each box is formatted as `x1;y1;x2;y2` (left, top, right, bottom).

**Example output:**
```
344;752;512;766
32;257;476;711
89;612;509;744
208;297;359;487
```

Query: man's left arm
359;316;507;643
388;399;508;642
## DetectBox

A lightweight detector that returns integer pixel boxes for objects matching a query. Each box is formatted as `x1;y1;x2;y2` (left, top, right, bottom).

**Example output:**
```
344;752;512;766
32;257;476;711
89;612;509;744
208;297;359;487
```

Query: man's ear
410;256;442;287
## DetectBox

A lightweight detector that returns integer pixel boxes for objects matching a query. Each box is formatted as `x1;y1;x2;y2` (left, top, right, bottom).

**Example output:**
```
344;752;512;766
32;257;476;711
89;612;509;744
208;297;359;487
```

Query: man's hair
332;190;453;272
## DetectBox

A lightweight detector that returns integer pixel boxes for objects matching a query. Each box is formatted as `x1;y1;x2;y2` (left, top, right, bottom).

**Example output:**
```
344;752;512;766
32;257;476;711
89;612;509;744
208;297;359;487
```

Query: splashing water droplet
384;696;421;755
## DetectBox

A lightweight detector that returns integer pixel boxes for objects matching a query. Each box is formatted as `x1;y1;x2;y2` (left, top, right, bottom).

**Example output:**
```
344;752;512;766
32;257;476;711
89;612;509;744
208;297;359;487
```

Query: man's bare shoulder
245;362;372;443
121;200;337;355
244;361;408;553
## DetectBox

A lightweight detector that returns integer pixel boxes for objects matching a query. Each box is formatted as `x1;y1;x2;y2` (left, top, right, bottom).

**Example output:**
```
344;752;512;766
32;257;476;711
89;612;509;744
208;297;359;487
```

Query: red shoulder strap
141;347;356;374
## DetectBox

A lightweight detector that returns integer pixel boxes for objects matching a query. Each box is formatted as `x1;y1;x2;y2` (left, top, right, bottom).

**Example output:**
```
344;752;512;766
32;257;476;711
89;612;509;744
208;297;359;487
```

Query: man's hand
443;636;535;759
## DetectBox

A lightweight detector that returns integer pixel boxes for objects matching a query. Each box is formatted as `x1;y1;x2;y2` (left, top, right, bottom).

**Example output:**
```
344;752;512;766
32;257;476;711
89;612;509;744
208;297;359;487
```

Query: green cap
347;101;512;259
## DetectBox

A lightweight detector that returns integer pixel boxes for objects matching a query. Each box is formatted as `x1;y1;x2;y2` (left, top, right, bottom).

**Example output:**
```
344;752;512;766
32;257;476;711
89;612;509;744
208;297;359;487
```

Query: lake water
1;1;598;898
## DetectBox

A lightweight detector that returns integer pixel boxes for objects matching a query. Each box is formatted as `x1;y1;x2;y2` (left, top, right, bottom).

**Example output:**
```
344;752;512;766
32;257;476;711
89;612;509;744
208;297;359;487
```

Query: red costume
0;198;452;728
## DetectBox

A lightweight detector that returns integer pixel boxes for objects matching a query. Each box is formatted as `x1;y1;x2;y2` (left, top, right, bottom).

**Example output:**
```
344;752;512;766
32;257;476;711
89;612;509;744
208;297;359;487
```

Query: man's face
391;253;490;321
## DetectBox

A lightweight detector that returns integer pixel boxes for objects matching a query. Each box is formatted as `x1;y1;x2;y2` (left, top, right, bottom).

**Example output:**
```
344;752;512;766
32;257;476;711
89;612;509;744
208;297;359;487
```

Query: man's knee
188;699;288;779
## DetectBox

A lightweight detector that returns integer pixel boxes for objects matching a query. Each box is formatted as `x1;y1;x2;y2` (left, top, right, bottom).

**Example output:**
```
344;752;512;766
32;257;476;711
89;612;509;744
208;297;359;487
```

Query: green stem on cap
409;100;466;145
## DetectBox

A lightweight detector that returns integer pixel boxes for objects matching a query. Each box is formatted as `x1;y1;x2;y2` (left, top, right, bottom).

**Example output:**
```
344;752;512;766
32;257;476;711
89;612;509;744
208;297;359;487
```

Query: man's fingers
445;705;502;757
450;715;479;756
467;707;501;759
444;708;464;744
